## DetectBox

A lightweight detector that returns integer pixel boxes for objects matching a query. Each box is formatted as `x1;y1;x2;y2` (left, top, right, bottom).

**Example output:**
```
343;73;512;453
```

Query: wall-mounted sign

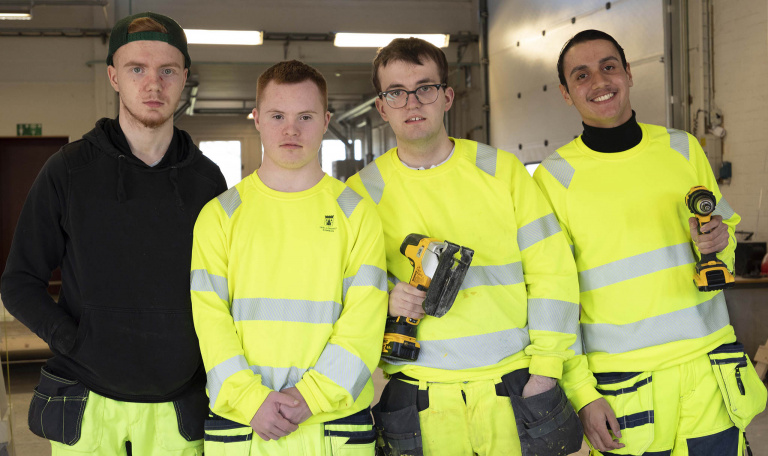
17;123;42;136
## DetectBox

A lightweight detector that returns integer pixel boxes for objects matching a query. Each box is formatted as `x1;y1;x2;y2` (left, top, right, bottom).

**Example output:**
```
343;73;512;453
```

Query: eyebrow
384;77;437;91
123;60;182;69
569;56;620;77
266;109;319;115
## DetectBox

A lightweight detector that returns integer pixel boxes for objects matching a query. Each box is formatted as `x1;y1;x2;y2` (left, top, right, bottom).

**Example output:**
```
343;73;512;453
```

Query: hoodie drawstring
117;155;127;203
170;166;185;211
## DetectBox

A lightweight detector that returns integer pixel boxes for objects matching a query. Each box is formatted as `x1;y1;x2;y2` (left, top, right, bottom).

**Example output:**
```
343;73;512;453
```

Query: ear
625;62;633;88
443;86;455;112
324;110;331;133
107;65;119;92
252;108;261;132
559;84;573;107
182;68;189;86
375;97;389;122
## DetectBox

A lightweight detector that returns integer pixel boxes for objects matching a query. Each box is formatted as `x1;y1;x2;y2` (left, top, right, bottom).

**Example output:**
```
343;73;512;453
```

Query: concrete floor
4;363;767;455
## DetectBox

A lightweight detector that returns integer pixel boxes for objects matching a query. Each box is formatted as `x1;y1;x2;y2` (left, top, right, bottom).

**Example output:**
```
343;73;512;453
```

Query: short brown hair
127;17;168;34
372;37;449;93
256;60;328;111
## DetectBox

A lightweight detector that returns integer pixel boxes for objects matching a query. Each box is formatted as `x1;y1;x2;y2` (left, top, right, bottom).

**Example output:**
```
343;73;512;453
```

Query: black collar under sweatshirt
581;111;642;153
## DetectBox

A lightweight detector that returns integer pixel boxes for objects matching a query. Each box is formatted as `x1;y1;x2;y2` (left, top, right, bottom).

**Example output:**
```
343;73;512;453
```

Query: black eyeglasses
378;83;447;109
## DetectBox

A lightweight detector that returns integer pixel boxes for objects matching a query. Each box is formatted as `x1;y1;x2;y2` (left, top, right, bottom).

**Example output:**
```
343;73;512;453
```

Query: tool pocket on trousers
708;342;768;430
28;366;91;447
372;402;423;456
203;413;252;456
325;408;376;455
172;389;208;441
508;381;583;456
594;371;654;455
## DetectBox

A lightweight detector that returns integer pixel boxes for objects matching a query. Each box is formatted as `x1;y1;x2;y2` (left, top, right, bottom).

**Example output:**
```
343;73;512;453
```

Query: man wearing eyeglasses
346;38;583;456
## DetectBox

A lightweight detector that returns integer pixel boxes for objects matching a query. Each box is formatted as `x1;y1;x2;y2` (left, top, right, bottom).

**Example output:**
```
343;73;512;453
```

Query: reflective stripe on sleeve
475;143;497;176
667;128;690;160
384;327;531;369
582;292;729;354
312;343;370;400
578;243;695;292
541;152;575;189
337;187;363;219
357;162;385;205
250;365;307;391
342;264;387;302
216;187;242;218
461;262;524;290
191;269;229;303
517;213;562;250
207;355;250;408
527;298;579;335
713;198;735;220
231;298;342;325
569;324;583;355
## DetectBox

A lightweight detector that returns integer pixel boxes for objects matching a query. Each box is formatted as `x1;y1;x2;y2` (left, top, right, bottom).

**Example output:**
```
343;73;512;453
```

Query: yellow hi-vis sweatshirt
190;173;388;426
533;124;741;411
346;138;579;382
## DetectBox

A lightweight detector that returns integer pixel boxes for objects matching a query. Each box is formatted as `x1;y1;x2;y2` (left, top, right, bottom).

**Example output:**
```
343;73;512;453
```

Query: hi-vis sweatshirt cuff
528;354;565;380
569;384;603;412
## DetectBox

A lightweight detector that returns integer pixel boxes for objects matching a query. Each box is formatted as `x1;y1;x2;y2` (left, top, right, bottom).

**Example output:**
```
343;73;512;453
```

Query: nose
591;71;610;89
405;91;422;109
145;71;162;91
283;119;299;136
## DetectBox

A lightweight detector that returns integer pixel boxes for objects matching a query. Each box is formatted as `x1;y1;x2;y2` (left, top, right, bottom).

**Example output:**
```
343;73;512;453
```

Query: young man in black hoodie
0;12;226;456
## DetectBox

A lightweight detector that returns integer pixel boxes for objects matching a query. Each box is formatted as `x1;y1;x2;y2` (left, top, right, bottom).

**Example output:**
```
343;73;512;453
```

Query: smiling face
374;58;454;147
253;79;330;172
559;39;633;128
108;40;187;129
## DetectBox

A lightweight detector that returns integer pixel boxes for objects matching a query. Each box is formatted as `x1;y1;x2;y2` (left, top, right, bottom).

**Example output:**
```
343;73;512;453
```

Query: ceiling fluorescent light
185;29;263;45
334;33;450;48
0;6;32;20
247;112;254;120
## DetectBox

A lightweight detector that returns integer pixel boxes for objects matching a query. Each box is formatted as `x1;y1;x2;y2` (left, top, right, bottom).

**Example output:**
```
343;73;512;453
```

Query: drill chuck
686;187;716;216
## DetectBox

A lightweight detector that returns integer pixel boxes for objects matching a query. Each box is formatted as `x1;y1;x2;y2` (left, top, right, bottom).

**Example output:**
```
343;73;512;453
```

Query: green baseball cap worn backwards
107;12;191;69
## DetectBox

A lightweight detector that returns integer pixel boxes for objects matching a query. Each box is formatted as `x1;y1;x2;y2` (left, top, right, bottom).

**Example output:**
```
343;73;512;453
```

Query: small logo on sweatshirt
321;214;337;232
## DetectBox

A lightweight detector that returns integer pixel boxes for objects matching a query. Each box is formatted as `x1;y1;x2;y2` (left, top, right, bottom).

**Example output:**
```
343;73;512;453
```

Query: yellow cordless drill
685;186;735;291
381;234;474;361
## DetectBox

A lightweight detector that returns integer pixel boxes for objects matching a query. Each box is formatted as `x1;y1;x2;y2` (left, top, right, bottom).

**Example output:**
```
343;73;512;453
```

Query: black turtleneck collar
581;111;642;153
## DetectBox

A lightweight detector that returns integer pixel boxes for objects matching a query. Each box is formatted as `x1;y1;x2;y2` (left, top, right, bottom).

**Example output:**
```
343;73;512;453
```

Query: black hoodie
1;118;227;402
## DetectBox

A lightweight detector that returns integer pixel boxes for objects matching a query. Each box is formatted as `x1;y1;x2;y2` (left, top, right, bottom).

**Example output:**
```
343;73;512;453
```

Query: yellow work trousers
50;391;202;456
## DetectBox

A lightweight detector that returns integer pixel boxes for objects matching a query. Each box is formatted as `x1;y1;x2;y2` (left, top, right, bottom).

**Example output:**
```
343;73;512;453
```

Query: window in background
200;140;242;188
320;139;362;176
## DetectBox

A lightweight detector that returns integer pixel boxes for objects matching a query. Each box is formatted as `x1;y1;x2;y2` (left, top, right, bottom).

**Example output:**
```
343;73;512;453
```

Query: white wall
487;0;665;164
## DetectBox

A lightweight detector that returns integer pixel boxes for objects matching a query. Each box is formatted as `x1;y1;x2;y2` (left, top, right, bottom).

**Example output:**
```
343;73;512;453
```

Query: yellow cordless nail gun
382;233;474;361
685;185;735;291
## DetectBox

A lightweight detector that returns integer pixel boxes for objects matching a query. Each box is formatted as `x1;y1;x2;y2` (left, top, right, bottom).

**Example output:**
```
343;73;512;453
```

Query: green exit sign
17;123;42;136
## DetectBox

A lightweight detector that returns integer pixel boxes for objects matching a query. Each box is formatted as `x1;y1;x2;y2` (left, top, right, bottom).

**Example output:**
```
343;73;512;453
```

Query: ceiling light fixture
334;33;450;48
185;29;263;46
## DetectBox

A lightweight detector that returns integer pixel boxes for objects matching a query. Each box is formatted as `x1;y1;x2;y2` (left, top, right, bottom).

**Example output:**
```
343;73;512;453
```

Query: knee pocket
708;342;768;430
594;371;654;455
29;366;102;452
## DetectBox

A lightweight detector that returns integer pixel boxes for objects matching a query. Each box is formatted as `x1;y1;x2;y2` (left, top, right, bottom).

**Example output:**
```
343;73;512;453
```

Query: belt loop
418;379;428;391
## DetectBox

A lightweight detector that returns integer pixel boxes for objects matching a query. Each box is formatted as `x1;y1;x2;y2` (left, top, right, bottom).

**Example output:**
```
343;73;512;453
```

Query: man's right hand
579;397;625;452
250;391;300;441
388;282;426;319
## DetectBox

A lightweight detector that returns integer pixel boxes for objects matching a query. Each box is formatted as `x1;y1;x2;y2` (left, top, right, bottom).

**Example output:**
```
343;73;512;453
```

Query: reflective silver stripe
579;243;695;292
476;143;497;176
713;197;735;220
667;128;690;160
527;298;579;335
384;327;531;369
358;162;385;205
207;355;250;407
342;264;387;301
217;187;242;218
251;365;307;391
569;324;583;355
569;244;575;256
517;214;562;250
461;263;524;290
191;269;229;303
387;273;400;287
582;292;729;354
232;298;341;325
541;152;575;189
313;343;370;400
337;187;363;218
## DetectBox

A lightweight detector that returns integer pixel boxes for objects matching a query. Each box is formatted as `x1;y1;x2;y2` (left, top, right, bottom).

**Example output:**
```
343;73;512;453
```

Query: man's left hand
522;374;557;398
279;387;313;425
689;215;729;254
